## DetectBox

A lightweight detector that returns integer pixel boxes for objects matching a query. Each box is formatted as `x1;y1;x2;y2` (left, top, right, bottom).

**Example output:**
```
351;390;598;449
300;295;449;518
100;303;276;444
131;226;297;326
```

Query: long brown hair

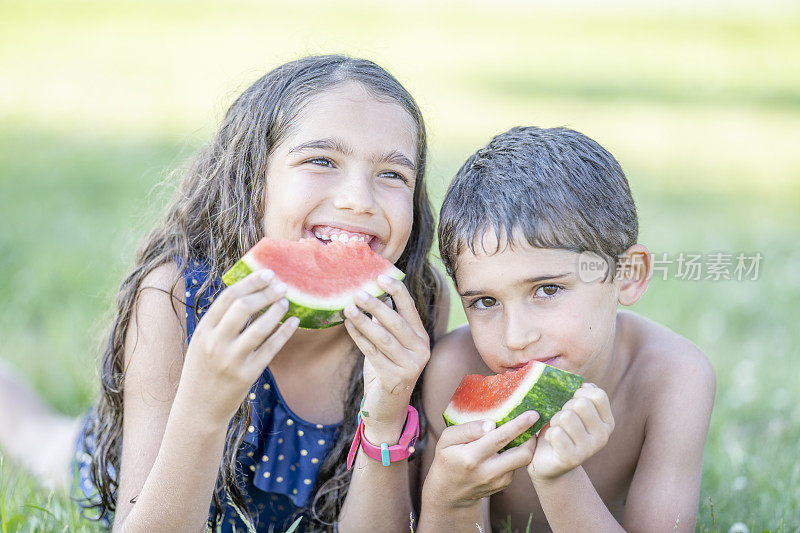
83;55;440;531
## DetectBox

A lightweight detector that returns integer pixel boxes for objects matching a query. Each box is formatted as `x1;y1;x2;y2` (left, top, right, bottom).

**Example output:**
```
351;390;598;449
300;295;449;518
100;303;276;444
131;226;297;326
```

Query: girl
0;55;448;532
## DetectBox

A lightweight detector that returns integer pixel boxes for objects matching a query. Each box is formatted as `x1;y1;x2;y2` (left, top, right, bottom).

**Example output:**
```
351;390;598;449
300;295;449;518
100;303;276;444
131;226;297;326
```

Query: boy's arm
621;349;715;532
532;348;715;533
415;327;491;532
529;384;623;532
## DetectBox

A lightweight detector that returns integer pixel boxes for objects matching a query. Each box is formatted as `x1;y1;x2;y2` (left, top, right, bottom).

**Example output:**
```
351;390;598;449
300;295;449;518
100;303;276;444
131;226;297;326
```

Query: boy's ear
616;244;652;306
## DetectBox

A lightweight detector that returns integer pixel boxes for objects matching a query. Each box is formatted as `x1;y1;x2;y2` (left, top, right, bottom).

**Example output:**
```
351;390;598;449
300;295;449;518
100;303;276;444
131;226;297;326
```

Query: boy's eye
471;296;497;310
535;285;562;298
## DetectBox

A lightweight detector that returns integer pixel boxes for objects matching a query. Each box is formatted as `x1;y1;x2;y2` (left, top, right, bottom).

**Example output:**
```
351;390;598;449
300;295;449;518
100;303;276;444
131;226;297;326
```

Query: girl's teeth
311;227;373;243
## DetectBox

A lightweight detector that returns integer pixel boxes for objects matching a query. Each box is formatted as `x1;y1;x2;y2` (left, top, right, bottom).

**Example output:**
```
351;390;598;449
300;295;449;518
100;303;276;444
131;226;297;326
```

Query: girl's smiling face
262;82;417;264
455;231;621;379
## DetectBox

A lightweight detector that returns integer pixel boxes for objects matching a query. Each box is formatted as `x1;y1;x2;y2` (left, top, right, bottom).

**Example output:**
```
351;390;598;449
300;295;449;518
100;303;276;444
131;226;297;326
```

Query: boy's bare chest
490;395;646;532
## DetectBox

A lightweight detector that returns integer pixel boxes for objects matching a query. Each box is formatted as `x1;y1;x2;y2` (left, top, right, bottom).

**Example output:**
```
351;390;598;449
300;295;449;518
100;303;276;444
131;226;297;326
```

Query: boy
417;127;715;532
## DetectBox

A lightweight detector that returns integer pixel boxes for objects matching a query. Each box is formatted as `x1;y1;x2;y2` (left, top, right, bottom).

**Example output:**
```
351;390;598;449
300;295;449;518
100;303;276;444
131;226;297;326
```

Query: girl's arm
114;265;296;532
337;274;449;533
336;275;430;532
112;264;224;530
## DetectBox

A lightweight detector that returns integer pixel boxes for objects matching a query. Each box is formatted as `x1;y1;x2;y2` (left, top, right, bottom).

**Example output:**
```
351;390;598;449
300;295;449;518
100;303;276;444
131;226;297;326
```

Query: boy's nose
332;168;377;215
502;309;541;352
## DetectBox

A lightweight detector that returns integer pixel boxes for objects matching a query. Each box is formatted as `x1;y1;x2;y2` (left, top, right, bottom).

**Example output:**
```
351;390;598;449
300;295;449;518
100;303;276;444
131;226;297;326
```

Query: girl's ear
616;244;652;306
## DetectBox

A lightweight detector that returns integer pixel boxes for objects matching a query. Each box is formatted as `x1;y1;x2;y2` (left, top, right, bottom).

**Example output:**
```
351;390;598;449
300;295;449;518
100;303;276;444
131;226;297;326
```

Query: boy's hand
527;383;614;483
423;411;539;509
343;275;430;443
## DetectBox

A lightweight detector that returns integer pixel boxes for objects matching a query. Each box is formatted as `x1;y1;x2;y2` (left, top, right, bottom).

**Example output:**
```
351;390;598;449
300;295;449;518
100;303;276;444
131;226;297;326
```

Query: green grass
1;1;799;531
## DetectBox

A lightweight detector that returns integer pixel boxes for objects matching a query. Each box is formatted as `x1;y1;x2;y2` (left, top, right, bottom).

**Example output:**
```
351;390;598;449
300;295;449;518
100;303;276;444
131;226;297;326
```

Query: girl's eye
535;285;562;298
307;157;333;167
471;296;497;310
379;171;409;184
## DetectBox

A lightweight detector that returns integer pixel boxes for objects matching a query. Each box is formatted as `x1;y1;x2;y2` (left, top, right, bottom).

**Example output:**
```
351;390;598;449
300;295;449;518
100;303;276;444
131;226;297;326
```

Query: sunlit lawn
1;1;799;531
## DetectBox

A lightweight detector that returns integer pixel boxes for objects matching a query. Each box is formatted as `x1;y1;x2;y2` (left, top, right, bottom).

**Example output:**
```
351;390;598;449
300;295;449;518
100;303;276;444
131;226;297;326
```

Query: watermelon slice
221;238;405;329
443;361;585;450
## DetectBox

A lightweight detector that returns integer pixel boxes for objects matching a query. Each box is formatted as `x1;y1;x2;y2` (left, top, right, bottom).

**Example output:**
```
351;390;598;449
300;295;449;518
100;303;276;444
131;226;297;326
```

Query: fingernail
261;270;274;282
355;290;368;303
528;412;540;424
287;316;300;328
482;420;495;433
345;304;358;317
274;282;287;293
278;298;289;308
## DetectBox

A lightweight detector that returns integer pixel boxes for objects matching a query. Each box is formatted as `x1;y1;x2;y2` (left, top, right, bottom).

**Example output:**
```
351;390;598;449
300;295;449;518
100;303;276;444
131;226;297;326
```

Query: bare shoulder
431;268;451;341
123;262;188;397
621;310;716;410
617;311;716;530
422;325;489;436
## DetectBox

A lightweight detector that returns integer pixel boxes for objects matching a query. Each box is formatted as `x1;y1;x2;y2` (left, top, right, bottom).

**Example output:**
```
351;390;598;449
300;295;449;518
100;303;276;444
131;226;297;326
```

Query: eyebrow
288;137;416;172
458;273;571;297
289;138;354;156
377;150;416;172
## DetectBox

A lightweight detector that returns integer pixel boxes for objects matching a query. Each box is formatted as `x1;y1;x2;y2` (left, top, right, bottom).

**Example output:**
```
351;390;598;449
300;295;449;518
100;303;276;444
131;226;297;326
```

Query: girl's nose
332;168;377;215
502;307;541;352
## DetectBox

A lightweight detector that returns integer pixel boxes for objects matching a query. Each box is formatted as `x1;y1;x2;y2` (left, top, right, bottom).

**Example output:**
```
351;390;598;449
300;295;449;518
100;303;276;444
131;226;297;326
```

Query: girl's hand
179;269;300;427
343;274;429;441
423;412;539;508
527;383;614;483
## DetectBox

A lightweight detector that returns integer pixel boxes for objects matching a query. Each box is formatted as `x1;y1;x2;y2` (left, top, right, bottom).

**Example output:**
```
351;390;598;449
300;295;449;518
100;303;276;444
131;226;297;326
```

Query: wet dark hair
438;126;638;283
85;54;440;531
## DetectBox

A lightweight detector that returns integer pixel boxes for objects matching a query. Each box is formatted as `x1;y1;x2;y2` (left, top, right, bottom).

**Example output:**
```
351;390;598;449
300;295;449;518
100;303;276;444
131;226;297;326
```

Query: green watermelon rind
221;251;405;329
443;364;585;451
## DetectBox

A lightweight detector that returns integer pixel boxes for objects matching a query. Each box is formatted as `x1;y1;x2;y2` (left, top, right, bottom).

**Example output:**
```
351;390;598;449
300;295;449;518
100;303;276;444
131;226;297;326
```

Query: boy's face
455;232;620;378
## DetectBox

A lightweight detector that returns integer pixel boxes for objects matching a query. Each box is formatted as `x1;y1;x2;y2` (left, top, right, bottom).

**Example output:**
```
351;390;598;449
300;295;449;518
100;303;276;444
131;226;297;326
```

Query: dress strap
181;260;223;342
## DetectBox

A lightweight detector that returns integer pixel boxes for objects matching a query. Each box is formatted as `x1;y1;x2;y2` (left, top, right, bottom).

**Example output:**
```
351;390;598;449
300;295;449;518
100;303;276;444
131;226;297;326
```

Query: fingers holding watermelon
345;280;429;376
200;268;276;326
343;279;430;441
179;269;300;426
473;410;539;458
424;411;539;507
376;273;426;333
527;383;615;483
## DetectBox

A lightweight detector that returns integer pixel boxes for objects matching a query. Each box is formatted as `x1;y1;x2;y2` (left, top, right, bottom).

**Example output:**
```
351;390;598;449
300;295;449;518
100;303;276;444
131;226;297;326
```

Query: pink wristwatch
346;405;419;469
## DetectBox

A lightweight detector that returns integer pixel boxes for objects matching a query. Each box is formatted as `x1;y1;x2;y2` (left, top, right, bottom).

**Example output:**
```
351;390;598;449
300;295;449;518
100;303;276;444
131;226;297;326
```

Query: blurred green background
1;1;798;531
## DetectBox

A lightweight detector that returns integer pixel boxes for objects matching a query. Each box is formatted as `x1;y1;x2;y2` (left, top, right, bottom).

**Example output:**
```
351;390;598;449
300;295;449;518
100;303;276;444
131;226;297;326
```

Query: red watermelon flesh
249;238;393;299
443;360;585;449
221;237;405;329
449;365;530;413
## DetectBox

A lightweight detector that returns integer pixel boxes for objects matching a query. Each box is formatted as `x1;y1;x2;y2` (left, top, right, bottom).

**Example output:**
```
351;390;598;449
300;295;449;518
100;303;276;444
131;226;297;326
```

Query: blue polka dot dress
72;260;342;532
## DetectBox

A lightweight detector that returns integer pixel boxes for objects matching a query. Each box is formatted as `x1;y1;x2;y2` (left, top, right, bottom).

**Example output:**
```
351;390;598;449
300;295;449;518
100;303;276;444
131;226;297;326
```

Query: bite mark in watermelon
221;237;404;329
443;361;585;450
